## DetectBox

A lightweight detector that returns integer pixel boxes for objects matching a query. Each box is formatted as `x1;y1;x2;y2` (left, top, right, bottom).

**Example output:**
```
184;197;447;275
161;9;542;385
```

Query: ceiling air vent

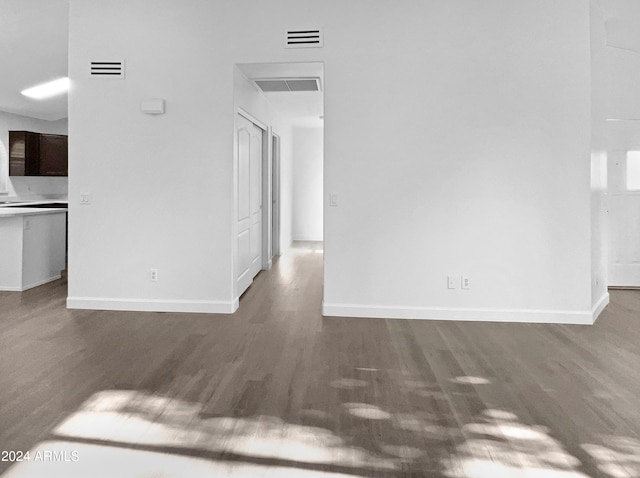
90;60;125;79
254;77;321;93
285;28;323;48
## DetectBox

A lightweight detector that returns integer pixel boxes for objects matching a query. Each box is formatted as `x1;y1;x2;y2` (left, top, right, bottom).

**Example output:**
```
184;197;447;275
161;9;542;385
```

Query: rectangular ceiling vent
90;60;125;79
285;28;323;48
254;77;321;93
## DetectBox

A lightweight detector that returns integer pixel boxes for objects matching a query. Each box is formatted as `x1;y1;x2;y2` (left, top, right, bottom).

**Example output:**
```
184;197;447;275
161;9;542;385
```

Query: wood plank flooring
1;241;639;477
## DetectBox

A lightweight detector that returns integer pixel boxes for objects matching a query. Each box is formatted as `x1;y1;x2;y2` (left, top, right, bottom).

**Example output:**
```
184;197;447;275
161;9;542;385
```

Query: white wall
292;127;323;241
68;0;601;323
606;49;640;120
321;0;595;323
0;111;67;198
601;0;640;120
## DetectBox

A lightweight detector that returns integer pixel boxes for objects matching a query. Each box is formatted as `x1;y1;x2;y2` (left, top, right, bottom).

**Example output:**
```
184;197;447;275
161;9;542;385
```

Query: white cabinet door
237;114;263;296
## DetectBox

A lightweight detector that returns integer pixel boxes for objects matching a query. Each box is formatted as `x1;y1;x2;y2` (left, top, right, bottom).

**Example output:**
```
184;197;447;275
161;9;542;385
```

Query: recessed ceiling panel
286;79;319;92
254;78;320;93
254;80;290;92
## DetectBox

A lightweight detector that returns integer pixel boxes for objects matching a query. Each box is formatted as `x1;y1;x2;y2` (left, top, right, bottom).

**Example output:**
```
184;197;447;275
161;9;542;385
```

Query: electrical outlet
150;269;158;281
462;276;470;289
24;219;31;230
447;275;457;289
80;192;92;205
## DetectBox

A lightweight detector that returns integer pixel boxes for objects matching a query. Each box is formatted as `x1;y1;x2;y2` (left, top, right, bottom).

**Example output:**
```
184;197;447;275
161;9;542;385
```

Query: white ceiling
236;62;324;129
0;0;69;121
0;2;636;123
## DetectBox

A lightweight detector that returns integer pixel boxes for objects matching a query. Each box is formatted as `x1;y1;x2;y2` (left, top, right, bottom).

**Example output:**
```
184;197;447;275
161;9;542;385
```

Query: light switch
447;276;457;289
80;193;92;205
330;193;338;207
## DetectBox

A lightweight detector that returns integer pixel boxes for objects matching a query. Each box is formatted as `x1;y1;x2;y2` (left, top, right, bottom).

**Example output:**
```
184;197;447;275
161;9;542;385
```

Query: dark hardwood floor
1;242;639;477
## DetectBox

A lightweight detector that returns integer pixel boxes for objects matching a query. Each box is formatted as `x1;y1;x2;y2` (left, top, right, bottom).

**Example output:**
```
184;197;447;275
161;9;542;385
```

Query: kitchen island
0;207;67;291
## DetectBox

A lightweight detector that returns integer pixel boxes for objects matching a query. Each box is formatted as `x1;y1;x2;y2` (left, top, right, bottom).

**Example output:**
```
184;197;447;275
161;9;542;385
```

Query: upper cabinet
9;131;40;176
9;131;68;177
39;134;68;176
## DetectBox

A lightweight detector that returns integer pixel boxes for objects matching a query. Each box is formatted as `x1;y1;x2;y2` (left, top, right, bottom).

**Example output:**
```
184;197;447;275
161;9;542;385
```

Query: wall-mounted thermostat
140;98;165;115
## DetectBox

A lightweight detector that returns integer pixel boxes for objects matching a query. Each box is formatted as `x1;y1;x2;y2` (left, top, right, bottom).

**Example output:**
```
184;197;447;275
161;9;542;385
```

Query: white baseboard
591;292;609;323
22;274;62;291
0;275;62;292
322;302;600;325
67;297;237;314
0;285;23;292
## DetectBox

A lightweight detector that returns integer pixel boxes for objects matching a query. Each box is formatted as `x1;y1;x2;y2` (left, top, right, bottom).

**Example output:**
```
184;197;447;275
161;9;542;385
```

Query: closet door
236;113;263;296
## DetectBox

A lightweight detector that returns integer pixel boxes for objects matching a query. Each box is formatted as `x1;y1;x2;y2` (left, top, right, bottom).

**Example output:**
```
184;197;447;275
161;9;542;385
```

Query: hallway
1;243;639;477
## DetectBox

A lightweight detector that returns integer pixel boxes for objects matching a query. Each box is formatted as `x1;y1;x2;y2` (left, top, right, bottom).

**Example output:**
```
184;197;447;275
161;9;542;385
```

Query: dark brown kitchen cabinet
8;131;40;176
39;134;68;176
8;131;68;176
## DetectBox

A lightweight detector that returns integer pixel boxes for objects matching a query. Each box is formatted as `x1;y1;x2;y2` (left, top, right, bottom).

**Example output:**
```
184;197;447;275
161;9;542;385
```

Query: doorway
608;150;640;288
233;62;324;304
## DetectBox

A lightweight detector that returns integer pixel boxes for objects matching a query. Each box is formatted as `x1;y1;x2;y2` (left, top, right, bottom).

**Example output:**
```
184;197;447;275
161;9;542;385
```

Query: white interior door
237;113;263;296
608;150;640;287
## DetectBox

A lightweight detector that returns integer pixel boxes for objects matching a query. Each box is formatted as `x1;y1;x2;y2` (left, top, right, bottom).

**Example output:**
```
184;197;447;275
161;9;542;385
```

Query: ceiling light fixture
21;77;69;99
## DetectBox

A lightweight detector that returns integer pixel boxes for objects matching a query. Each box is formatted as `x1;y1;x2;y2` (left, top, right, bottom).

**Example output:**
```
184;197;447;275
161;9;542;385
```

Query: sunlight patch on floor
582;436;640;478
48;390;397;472
342;402;392;420
442;408;588;478
1;441;361;478
449;376;492;385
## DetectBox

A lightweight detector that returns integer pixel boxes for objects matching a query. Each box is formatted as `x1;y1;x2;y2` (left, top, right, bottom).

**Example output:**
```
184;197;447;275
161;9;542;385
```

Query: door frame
271;133;281;257
262;125;273;270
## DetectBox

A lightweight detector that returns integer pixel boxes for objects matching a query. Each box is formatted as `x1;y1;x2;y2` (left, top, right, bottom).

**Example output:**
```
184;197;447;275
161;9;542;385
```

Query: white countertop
0;200;68;207
0;207;67;218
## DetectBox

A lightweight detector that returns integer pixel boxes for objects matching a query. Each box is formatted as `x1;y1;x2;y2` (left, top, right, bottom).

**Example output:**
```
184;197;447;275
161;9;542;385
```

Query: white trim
1;275;63;292
0;285;24;292
292;235;324;241
322;302;601;325
67;297;238;314
238;107;268;131
591;292;609;323
22;275;62;291
262;125;273;270
272;133;281;257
